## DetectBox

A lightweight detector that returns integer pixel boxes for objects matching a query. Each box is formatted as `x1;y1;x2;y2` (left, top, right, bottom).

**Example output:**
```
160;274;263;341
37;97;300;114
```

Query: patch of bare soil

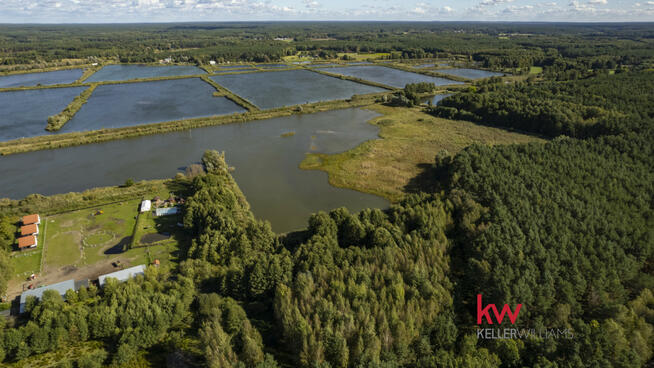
8;257;131;300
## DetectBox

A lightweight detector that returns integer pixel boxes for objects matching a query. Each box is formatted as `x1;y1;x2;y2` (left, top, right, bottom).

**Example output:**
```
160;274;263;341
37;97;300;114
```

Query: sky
0;0;652;23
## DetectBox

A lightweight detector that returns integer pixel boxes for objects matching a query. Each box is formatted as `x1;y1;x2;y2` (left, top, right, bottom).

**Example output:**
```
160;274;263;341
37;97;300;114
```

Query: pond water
216;65;254;69
0;87;85;141
310;63;342;68
60;78;246;133
0;69;83;88
421;93;453;105
211;70;385;109
214;68;257;73
437;68;504;79
0;108;388;232
258;64;290;69
326;65;463;88
85;64;205;82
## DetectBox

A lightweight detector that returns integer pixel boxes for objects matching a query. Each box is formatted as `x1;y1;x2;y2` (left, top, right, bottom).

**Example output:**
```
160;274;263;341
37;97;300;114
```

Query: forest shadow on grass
403;163;441;194
104;236;131;255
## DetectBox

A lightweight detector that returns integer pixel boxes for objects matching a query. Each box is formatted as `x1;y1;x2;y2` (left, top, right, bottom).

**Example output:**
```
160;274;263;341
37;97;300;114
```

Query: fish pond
326;65;463;88
85;64;205;82
437;68;504;80
422;93;453;106
257;64;292;69
211;69;385;109
60;78;245;133
216;65;255;69
0;69;83;88
0;108;388;232
0;87;85;141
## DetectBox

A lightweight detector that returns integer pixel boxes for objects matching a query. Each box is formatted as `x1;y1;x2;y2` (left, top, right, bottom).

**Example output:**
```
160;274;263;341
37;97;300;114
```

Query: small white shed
140;200;151;213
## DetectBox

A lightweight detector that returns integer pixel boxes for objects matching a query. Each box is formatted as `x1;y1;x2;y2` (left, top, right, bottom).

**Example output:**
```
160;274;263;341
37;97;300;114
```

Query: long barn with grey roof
98;264;146;287
19;279;88;313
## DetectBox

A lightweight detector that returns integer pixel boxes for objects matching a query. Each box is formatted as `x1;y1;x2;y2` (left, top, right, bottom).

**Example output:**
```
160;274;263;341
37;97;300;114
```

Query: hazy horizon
1;0;653;23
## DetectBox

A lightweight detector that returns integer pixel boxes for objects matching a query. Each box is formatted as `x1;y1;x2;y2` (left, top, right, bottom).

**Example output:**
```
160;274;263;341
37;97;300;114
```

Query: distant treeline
0;23;653;70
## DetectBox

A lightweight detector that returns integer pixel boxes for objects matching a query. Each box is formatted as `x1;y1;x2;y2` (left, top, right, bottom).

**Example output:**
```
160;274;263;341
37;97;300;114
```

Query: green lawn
43;199;141;270
10;226;46;278
10;250;42;279
529;66;543;74
41;190;183;273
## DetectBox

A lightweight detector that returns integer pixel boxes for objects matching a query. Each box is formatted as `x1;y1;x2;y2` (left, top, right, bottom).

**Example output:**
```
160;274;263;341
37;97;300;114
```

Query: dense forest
1;23;653;367
428;71;654;138
0;22;653;69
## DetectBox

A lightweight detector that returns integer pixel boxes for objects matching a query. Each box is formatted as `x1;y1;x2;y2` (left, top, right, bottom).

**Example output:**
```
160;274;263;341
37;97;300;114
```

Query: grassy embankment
336;52;391;61
0;92;388;156
0;63;94;76
45;84;98;131
0;179;173;217
381;62;473;83
300;104;546;202
200;75;259;111
306;67;398;90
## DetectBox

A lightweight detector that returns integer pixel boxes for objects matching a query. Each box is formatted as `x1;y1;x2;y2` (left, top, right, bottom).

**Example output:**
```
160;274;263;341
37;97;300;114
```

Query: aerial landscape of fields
0;3;653;367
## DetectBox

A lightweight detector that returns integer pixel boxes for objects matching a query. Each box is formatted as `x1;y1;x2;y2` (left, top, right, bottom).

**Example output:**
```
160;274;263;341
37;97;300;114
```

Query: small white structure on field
155;207;179;217
209;60;217;65
98;264;146;287
140;200;151;213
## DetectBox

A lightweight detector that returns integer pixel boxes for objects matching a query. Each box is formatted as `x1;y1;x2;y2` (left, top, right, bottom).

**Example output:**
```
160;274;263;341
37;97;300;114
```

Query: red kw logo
477;294;522;325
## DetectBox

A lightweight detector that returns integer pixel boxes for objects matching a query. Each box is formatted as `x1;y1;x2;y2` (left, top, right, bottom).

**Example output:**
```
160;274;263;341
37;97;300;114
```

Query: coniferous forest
0;22;653;367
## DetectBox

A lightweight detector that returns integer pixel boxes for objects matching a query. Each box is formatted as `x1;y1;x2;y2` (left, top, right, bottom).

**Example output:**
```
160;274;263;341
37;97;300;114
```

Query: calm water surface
437;68;504;79
0;108;388;232
0;87;85;141
421;94;453;105
310;63;342;68
60;78;245;132
0;69;83;88
86;64;205;82
211;70;385;109
216;65;254;69
214;68;257;73
258;64;291;69
327;66;463;88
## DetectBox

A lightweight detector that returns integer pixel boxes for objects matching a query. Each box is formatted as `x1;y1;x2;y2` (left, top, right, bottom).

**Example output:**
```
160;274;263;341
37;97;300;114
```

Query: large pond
437;68;504;79
211;70;385;109
326;65;463;88
0;69;83;88
85;64;206;82
215;68;257;73
0;87;85;141
257;64;291;69
0;108;388;232
310;63;342;68
216;65;254;69
59;78;246;133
